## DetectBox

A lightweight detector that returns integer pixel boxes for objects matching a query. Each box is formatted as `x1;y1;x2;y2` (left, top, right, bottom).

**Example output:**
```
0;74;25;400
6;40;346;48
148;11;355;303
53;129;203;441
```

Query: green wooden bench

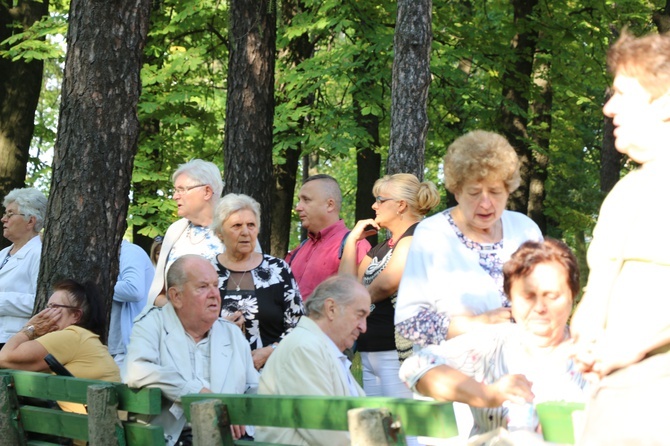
0;370;164;446
181;394;458;446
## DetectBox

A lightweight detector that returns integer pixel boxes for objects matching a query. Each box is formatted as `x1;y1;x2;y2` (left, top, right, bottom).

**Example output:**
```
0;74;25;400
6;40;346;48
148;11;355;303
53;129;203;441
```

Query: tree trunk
527;33;552;234
271;0;315;257
224;0;276;253
599;90;622;194
498;0;539;215
387;0;432;179
36;0;152;330
0;0;49;249
652;0;670;33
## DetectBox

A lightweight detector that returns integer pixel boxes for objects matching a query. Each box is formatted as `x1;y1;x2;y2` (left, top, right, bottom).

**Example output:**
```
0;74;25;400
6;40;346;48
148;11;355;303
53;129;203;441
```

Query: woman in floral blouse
395;130;543;345
213;193;304;370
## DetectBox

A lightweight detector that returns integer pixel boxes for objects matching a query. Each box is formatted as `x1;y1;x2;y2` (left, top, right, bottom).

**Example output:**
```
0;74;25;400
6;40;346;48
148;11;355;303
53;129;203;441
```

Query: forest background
1;0;669;324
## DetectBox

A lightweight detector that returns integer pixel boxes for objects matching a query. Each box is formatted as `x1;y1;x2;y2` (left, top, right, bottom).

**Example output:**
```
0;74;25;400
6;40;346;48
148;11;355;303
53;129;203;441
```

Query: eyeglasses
375;196;395;205
2;211;26;219
47;303;80;310
173;184;207;195
153;235;164;243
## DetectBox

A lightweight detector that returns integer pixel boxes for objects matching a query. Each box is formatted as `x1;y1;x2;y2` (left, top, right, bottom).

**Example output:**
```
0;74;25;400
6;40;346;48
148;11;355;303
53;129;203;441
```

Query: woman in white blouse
0;187;47;348
400;239;588;436
147;159;225;307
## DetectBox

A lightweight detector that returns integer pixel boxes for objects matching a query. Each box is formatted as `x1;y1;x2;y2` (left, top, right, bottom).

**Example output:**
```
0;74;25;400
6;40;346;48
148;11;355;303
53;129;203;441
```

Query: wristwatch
21;325;35;340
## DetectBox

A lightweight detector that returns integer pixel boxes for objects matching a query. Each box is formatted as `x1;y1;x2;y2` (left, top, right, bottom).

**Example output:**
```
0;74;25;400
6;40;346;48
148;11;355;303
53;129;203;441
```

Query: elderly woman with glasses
147;160;222;308
0;187;47;349
0;279;120;411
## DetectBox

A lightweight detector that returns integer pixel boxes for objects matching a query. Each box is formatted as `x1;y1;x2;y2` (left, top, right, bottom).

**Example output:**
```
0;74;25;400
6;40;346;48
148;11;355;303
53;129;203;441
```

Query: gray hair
212;193;261;238
3;187;48;232
166;254;204;290
303;174;342;211
305;275;360;319
172;159;223;198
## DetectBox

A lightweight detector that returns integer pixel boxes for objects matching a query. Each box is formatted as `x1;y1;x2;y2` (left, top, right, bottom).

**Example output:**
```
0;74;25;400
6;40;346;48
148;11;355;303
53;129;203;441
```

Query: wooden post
348;407;406;446
191;399;235;446
0;374;26;445
87;384;126;446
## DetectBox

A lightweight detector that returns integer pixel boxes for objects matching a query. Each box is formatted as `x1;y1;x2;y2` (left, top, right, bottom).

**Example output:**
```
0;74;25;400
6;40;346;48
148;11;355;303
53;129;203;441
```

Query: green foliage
0;14;67;62
19;0;668;262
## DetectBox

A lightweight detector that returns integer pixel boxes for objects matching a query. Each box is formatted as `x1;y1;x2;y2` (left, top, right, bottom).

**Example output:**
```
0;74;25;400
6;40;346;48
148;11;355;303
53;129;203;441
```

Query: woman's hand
224;311;246;333
251;346;273;370
349;219;380;242
27;307;62;338
487;374;535;407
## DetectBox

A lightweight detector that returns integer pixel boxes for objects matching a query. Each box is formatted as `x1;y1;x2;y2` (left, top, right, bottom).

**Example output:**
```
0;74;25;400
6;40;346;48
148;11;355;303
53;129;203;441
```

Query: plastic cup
536;401;585;444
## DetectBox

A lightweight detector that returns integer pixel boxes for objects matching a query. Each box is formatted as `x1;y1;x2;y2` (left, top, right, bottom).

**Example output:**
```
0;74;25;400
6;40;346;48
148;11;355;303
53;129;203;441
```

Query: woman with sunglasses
339;173;440;404
0;279;120;397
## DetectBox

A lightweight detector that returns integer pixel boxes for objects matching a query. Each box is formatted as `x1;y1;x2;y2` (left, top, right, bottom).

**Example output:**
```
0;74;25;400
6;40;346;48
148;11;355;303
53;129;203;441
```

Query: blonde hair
443;130;520;194
372;173;441;219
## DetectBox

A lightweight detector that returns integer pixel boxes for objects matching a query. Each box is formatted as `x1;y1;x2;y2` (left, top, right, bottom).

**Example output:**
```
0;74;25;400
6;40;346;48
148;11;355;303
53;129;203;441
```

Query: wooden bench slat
2;370;161;415
20;406;89;440
182;394;458;438
124;422;166;444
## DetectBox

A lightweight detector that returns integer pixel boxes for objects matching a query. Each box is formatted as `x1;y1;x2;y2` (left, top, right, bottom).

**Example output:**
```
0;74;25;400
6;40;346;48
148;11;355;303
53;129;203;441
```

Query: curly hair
443;130;520;195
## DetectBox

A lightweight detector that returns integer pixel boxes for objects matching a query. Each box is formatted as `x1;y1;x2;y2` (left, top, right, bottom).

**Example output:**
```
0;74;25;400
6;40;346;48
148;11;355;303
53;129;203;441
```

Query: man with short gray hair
255;275;369;445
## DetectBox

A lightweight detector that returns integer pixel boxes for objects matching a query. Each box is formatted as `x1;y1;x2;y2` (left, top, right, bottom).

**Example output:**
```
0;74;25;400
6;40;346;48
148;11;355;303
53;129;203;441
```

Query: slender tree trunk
0;0;49;249
224;0;276;253
36;0;152;330
652;0;670;33
271;0;314;257
498;0;539;215
599;89;622;194
527;33;552;233
387;0;432;179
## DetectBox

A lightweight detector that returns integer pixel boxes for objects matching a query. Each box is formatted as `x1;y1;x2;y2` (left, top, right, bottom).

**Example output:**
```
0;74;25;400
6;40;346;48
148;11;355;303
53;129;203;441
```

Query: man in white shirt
125;254;258;446
256;275;370;446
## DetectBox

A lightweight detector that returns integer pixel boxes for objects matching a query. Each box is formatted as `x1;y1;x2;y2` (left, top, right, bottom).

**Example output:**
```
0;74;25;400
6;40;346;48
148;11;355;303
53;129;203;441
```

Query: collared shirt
325;335;359;397
286;220;370;300
185;332;212;390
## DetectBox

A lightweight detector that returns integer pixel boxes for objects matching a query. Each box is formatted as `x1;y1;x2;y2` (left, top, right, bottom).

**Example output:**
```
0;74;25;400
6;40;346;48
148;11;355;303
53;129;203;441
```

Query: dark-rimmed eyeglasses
47;303;80;310
375;196;395;205
2;211;26;219
173;184;207;195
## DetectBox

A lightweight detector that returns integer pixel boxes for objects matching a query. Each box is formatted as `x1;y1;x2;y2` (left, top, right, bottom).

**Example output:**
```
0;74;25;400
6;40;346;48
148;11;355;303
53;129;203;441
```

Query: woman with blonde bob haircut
396;130;542;346
213;193;304;370
340;173;440;409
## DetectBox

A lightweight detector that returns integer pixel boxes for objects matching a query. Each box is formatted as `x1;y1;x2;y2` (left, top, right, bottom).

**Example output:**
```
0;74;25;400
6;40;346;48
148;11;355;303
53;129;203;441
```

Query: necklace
187;224;207;245
228;270;248;292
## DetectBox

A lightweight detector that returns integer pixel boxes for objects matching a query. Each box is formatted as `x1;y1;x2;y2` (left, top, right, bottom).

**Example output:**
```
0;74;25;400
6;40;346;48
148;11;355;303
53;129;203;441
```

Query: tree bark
387;0;432;179
527;32;552;234
36;0;152;329
271;0;315;257
599;90;622;194
498;0;539;215
224;0;276;253
0;0;49;249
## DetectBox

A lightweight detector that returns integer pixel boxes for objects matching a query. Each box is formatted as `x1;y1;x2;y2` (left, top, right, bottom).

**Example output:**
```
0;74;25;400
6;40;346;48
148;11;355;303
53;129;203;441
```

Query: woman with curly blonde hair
395;130;542;346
